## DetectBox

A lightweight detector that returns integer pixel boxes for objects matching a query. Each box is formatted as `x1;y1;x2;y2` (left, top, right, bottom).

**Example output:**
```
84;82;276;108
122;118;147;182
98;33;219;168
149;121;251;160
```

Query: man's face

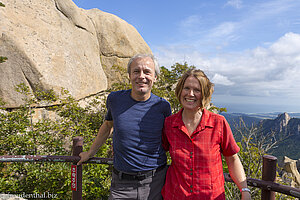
129;57;157;100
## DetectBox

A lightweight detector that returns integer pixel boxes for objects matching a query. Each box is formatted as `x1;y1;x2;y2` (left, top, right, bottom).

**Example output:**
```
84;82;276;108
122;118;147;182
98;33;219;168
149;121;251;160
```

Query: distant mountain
222;113;262;127
222;112;300;160
259;113;300;160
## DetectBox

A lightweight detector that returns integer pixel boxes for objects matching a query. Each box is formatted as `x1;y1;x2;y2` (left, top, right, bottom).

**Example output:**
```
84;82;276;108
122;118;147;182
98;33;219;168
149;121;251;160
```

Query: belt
113;164;166;181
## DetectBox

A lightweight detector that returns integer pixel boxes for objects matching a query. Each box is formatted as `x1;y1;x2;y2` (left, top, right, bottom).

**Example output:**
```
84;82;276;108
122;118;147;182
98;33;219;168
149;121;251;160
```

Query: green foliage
0;56;7;63
223;120;297;199
0;2;4;7
0;98;6;107
209;106;227;113
0;84;111;199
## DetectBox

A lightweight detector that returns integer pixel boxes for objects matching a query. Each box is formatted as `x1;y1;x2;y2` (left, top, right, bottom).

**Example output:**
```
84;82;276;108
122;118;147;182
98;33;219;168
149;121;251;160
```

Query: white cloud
209;22;238;38
211;73;235;86
270;32;300;55
225;0;243;9
179;15;201;29
154;32;300;100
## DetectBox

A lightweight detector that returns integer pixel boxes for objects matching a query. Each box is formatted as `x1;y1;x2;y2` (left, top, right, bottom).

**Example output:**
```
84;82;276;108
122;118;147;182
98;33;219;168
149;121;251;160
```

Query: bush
0;84;112;199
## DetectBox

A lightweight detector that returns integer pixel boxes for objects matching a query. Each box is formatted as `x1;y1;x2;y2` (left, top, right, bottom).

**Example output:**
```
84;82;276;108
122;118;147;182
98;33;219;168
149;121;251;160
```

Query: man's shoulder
151;93;170;104
109;90;130;99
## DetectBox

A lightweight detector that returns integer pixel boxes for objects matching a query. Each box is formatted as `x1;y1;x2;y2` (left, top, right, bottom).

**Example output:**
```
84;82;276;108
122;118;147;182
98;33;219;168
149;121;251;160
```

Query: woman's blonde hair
175;69;214;109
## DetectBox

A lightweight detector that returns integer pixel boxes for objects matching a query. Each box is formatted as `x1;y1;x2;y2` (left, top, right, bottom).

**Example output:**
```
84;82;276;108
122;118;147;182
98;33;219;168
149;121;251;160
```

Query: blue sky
73;0;300;113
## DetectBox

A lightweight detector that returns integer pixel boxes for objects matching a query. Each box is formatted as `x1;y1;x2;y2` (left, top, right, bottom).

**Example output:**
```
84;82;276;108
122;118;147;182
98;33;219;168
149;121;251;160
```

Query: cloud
153;0;300;111
154;32;300;100
211;73;235;86
225;0;243;9
175;0;300;54
209;22;238;38
270;32;300;55
179;15;202;29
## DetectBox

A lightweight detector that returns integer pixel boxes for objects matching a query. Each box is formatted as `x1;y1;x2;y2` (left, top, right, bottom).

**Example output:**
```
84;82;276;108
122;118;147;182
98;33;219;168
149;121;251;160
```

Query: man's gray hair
127;54;160;76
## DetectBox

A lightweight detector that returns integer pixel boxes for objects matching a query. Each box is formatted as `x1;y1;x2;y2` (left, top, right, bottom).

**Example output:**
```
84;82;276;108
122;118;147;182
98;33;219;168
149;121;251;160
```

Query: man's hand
76;120;113;165
77;151;91;165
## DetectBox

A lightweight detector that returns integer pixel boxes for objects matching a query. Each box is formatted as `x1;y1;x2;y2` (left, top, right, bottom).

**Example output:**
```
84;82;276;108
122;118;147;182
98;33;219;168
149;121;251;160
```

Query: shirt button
190;185;193;188
190;172;193;175
190;189;193;193
190;168;193;171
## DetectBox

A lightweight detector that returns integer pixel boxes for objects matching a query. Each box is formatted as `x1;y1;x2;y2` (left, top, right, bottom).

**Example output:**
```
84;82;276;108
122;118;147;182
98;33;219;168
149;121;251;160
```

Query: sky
72;0;300;114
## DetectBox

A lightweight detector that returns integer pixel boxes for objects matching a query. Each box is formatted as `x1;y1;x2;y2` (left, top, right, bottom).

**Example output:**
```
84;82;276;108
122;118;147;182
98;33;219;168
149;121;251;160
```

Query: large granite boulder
0;0;151;108
283;156;300;188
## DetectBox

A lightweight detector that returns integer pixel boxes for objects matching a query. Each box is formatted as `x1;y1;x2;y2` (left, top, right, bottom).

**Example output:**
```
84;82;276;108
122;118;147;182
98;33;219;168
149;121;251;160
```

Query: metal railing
1;137;300;200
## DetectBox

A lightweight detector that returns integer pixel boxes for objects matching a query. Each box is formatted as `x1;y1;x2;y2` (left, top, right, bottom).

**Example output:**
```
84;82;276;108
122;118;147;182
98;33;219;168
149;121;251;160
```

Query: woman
162;69;251;200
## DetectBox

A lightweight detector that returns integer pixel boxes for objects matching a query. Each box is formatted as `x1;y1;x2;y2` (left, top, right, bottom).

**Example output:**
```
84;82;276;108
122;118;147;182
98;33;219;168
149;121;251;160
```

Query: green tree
0;84;111;199
223;119;296;200
0;3;6;63
0;57;7;63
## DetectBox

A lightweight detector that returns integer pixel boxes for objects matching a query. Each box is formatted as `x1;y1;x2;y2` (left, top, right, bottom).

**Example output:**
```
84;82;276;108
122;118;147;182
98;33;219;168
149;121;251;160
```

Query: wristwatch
241;188;251;192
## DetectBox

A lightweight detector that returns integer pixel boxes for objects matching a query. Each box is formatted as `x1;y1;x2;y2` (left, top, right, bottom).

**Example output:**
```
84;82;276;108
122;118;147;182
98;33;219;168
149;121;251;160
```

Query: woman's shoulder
204;109;227;123
165;109;182;122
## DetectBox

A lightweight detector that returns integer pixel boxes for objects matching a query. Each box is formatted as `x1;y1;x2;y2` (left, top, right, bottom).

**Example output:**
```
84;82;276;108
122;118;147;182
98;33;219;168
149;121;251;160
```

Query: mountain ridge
222;112;300;160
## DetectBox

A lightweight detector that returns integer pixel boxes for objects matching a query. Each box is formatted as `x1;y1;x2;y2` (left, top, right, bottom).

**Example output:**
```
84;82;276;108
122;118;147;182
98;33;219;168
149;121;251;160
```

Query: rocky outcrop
283;156;300;188
260;112;295;138
275;112;291;134
0;0;151;108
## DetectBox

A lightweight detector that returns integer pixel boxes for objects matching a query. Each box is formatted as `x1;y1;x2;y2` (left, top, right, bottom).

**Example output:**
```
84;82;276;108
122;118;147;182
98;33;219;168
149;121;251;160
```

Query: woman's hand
241;191;251;200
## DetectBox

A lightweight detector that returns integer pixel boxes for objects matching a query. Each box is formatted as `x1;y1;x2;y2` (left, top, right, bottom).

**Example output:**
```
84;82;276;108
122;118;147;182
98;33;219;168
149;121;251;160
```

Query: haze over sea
217;103;298;114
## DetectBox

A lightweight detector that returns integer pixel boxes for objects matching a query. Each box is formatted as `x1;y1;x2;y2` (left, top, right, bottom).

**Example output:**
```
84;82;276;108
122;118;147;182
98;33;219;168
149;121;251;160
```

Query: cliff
0;0;152;108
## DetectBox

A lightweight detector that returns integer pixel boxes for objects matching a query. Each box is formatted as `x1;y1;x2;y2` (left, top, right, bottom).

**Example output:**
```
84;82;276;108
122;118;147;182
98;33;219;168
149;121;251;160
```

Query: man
77;54;172;200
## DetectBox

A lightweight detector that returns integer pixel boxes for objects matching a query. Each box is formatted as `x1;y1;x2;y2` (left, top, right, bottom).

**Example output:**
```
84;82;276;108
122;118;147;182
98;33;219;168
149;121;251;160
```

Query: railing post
72;136;83;200
261;155;277;200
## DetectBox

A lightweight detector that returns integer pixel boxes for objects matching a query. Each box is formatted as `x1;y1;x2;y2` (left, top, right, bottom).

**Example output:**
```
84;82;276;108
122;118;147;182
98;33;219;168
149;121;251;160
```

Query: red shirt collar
171;108;214;132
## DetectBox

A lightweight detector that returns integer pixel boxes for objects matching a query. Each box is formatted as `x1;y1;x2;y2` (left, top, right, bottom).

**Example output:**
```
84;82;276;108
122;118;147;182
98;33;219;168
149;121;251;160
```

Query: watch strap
241;187;251;192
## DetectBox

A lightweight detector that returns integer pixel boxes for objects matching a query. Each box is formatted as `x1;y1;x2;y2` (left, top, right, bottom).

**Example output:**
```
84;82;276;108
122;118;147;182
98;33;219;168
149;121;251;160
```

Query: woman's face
180;76;202;112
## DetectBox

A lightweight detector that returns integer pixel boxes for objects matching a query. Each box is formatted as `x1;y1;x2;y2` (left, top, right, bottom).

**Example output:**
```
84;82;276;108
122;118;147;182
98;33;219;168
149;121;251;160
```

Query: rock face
0;0;152;107
275;112;291;134
260;112;295;138
283;156;300;188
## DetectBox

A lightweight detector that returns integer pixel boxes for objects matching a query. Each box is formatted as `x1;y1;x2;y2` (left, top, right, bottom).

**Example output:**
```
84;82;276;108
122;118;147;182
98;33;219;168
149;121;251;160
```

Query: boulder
0;0;151;108
283;156;300;188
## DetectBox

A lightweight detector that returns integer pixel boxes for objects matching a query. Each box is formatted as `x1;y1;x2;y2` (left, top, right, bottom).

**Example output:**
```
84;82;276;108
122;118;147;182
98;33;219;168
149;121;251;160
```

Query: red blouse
162;109;240;200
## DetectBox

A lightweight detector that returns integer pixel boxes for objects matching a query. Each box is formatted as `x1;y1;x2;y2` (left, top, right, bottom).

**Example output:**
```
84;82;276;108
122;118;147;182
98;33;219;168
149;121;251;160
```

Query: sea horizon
216;103;300;115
